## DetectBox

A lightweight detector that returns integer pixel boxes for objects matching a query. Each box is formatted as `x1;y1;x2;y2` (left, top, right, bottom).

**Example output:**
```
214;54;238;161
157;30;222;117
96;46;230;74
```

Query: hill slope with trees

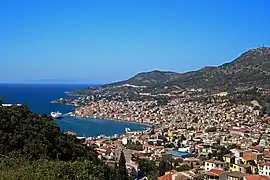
72;47;270;96
0;104;118;179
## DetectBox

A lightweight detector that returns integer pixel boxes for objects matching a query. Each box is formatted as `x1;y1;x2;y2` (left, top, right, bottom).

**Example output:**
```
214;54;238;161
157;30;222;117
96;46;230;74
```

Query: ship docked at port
50;111;62;119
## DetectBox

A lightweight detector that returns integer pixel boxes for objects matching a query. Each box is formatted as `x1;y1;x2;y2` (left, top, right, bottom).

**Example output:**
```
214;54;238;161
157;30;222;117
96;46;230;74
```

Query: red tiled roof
259;162;270;167
236;149;245;153
248;146;261;151
245;175;270;180
210;169;225;176
158;170;178;180
242;155;254;161
143;144;164;149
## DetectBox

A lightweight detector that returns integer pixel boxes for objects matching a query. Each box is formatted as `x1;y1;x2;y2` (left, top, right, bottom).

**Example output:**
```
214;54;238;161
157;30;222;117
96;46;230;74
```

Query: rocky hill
108;47;270;90
71;47;270;97
107;70;180;87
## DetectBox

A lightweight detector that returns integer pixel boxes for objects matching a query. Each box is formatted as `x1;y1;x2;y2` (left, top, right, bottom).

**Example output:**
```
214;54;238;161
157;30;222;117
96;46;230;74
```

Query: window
212;164;214;167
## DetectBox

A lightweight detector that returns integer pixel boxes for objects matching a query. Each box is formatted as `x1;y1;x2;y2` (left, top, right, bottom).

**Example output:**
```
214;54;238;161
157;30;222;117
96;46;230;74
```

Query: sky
1;0;270;84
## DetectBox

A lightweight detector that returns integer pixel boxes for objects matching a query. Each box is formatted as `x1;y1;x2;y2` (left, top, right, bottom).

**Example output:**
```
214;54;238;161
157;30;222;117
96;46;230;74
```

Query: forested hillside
0;104;118;179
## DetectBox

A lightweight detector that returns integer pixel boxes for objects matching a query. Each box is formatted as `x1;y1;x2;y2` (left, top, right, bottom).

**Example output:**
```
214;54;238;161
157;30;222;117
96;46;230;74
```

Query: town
62;86;270;180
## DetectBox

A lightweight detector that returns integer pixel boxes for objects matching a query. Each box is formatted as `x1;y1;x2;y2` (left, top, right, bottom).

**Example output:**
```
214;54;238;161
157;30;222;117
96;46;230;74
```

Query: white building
258;163;270;176
178;146;192;154
205;160;225;171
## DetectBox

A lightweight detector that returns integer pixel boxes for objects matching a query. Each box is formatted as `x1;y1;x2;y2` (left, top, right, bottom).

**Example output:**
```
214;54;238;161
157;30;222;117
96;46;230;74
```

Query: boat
51;111;62;119
67;112;75;117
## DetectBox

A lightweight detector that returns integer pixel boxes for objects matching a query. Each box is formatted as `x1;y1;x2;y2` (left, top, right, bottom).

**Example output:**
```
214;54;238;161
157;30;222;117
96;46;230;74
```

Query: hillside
107;70;180;87
70;47;270;97
171;47;270;89
109;47;270;90
0;105;117;179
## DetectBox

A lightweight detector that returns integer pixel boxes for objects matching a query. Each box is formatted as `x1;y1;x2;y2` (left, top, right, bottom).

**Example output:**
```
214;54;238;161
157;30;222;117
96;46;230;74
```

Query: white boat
51;111;62;119
67;112;75;117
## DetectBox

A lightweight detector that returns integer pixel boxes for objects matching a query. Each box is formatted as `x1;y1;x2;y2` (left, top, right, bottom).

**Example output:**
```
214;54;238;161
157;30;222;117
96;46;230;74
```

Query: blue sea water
0;84;147;137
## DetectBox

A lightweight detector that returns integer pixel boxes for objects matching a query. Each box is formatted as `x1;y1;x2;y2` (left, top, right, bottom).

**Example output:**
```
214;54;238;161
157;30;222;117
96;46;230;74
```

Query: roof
248;146;262;151
228;171;246;178
223;153;234;158
205;159;224;164
158;170;178;180
167;150;190;158
259;162;270;167
184;157;200;162
205;169;225;176
236;149;245;153
245;175;270;180
143;144;164;149
242;155;254;161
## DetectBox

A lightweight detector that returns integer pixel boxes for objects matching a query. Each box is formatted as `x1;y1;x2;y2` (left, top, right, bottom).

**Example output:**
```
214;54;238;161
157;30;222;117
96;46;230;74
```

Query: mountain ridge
104;47;270;90
70;47;270;97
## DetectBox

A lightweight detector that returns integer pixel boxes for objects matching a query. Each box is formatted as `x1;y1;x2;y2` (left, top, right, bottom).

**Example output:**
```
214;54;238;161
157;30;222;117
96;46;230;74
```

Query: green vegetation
117;151;129;180
205;126;217;133
74;47;270;98
126;141;143;151
0;154;113;180
135;158;159;180
158;160;172;177
0;105;119;179
176;164;191;172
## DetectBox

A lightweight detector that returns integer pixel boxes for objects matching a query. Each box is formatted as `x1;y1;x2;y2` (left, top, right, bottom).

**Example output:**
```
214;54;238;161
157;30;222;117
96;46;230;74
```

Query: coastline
53;92;153;127
75;115;152;127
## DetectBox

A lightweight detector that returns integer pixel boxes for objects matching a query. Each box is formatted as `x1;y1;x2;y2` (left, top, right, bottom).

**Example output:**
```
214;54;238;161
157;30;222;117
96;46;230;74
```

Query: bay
0;84;147;137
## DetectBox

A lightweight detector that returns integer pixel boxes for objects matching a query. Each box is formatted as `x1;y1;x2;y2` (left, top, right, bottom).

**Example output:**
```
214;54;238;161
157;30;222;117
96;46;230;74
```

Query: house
263;149;270;162
231;149;245;164
158;170;178;180
223;154;235;164
228;171;246;180
205;160;225;171
258;162;270;176
205;168;227;180
230;164;252;174
244;175;270;180
143;144;164;153
173;171;196;180
178;146;193;154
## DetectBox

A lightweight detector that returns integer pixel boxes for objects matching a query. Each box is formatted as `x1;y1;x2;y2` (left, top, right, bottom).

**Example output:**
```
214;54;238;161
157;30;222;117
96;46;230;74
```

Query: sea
0;84;147;137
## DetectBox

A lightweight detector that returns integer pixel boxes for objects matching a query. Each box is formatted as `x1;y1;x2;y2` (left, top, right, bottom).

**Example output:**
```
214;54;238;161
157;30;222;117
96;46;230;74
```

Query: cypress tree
118;151;128;180
158;160;167;176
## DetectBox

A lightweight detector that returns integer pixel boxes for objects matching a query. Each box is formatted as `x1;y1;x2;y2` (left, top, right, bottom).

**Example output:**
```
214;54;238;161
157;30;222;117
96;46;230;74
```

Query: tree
135;158;158;180
150;126;155;135
118;151;128;180
0;96;2;105
205;127;217;133
177;165;191;172
158;160;172;177
0;105;118;179
158;160;167;176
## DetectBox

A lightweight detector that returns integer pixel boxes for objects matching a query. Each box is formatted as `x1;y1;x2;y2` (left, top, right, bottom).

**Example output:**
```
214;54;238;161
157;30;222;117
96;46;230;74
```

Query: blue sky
1;0;269;84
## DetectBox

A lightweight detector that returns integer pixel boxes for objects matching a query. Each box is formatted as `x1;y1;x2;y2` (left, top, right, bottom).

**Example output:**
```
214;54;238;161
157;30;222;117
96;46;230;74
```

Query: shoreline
52;94;153;128
60;115;151;138
74;115;152;127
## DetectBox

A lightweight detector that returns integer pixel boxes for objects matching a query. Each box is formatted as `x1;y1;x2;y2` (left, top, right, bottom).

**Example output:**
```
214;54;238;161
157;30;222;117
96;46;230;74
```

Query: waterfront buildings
64;87;270;179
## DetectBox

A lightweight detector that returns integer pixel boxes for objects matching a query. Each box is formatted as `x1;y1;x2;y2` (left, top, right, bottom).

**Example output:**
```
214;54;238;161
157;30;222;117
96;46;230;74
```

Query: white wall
258;165;270;176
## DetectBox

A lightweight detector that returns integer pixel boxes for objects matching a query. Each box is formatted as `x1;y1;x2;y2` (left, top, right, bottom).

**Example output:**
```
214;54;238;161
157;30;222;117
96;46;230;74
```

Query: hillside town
61;86;270;180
